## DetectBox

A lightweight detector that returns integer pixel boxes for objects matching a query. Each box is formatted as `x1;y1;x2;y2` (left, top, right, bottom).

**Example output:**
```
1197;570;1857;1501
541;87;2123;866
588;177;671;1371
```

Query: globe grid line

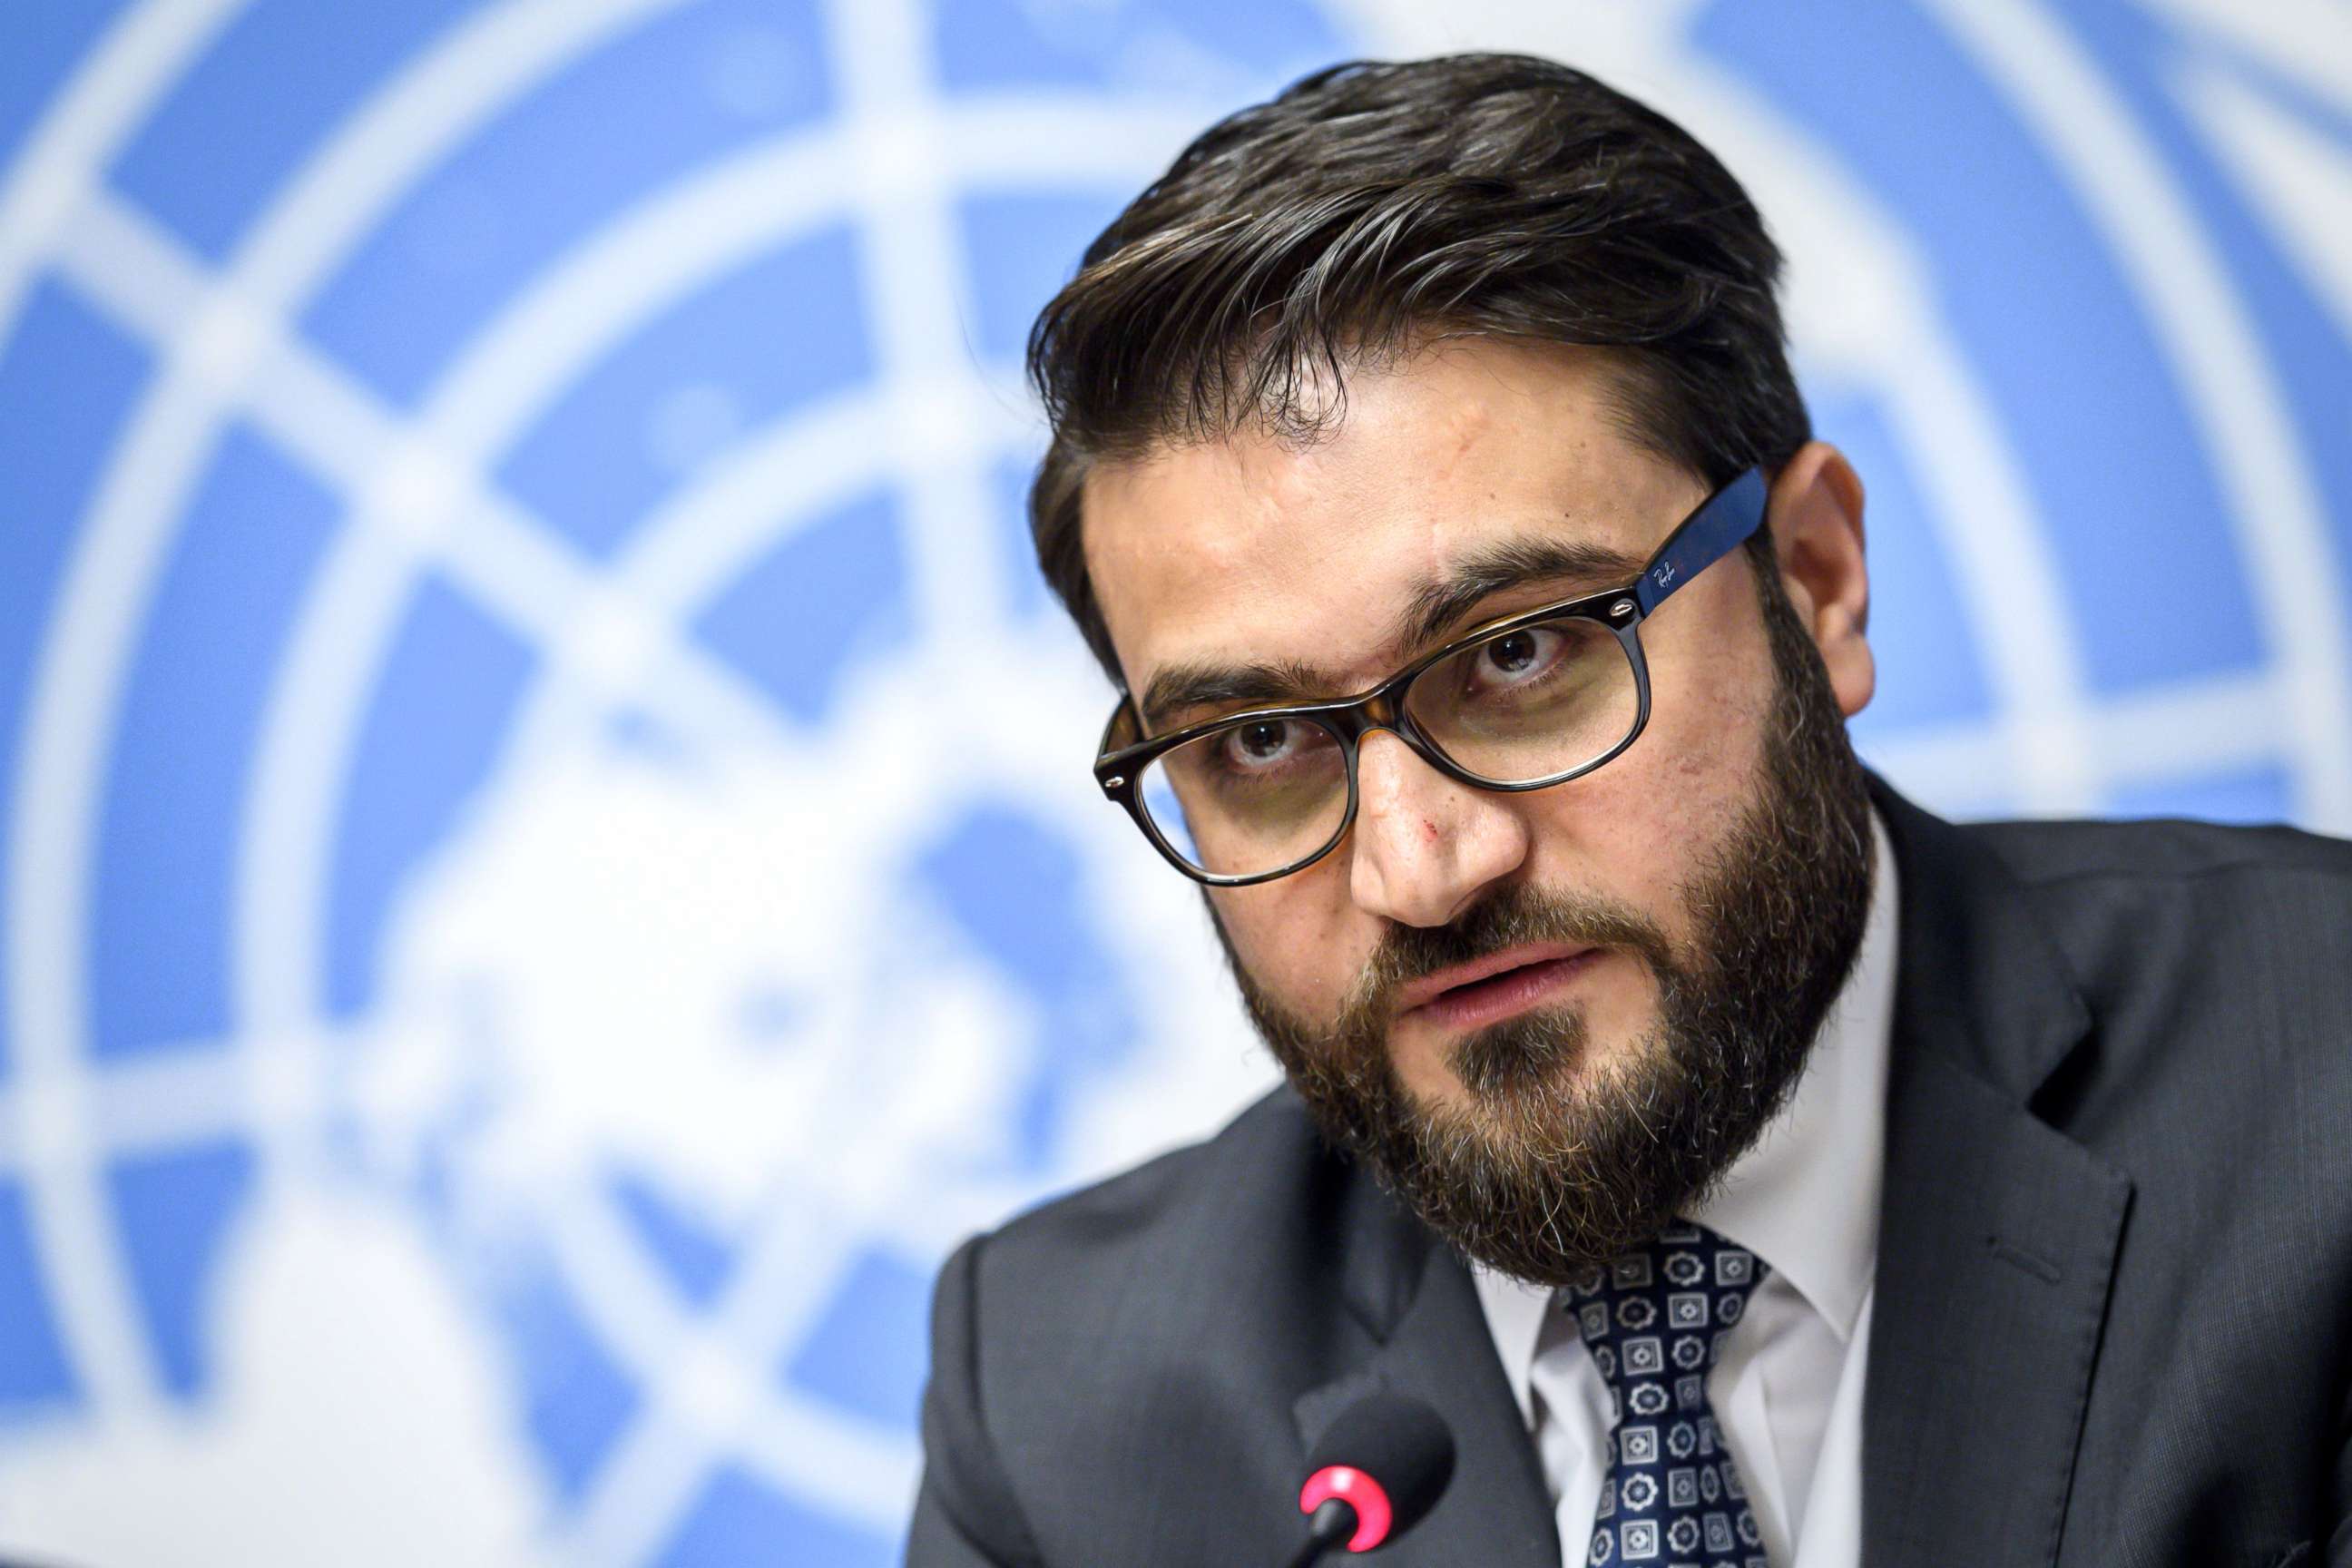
211;49;1226;1568
48;182;808;979
1865;662;2288;814
0;0;716;1439
1928;0;2352;828
221;74;1217;839
6;162;808;1457
534;1185;906;1558
2177;61;2352;355
5;0;1248;1558
1828;262;2106;815
2137;0;2352;125
4;0;242;1408
550;0;1150;1548
41;138;918;1567
0;0;244;352
0;1027;301;1168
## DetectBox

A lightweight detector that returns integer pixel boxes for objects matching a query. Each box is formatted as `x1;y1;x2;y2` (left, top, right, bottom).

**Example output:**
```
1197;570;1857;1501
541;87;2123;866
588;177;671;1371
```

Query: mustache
1328;881;1681;1041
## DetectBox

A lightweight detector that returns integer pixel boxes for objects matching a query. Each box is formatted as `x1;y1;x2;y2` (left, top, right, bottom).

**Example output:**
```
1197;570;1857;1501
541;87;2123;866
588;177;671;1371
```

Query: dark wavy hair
1024;53;1812;681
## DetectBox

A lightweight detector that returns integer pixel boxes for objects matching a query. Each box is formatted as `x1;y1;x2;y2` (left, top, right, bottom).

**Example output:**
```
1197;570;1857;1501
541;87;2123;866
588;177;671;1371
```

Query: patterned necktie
1561;1220;1772;1567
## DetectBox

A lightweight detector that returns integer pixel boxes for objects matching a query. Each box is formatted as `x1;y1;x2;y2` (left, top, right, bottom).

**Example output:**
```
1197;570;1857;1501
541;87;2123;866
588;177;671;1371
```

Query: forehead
1082;338;1703;697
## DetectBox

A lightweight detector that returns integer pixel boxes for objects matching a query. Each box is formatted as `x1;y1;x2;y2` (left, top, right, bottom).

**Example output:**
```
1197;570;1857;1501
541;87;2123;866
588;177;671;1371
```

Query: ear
1767;442;1873;719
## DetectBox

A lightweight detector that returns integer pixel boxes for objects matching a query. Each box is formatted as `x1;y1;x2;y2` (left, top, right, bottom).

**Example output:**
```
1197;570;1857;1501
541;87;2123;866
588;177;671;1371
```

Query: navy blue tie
1561;1220;1771;1566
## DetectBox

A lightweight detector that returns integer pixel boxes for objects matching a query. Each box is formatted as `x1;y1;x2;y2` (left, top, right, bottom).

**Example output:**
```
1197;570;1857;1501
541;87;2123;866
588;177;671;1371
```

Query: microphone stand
1281;1498;1358;1568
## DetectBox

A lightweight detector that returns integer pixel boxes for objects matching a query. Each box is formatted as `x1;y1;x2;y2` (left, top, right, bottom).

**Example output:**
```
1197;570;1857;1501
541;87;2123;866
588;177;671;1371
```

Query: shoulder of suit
1962;810;2352;889
1961;812;2352;1003
1958;812;2352;1124
972;1086;1339;1289
941;1088;1389;1416
1959;812;2352;1004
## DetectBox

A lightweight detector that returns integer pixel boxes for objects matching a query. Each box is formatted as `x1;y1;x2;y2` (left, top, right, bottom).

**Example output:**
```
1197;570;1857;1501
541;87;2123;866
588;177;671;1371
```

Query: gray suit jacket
908;780;2352;1566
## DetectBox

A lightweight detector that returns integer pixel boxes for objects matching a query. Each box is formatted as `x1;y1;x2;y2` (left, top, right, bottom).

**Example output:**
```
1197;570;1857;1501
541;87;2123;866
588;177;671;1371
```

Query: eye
1469;627;1566;690
1220;719;1306;770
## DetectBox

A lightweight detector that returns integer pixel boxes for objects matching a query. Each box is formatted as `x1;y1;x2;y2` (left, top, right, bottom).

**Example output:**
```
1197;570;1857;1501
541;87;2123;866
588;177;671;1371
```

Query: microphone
1281;1391;1455;1566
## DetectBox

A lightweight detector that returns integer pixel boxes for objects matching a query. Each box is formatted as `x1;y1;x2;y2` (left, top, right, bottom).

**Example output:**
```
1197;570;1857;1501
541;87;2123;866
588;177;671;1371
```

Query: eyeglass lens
1139;716;1350;879
1136;614;1640;879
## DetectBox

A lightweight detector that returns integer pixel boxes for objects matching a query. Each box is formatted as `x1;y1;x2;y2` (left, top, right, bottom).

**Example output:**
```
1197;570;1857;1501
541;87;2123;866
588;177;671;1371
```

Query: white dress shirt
1474;809;1898;1568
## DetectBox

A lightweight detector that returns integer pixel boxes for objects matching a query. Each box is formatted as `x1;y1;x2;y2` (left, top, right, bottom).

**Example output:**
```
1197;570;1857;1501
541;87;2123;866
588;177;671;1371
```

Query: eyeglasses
1093;466;1769;886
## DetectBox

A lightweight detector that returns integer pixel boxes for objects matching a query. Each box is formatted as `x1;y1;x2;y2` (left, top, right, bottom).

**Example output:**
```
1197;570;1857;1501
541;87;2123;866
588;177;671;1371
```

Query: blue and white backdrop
0;1;2346;1563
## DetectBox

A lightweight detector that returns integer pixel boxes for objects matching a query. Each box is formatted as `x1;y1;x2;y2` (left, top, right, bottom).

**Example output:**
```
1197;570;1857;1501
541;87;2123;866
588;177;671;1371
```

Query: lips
1398;943;1599;1031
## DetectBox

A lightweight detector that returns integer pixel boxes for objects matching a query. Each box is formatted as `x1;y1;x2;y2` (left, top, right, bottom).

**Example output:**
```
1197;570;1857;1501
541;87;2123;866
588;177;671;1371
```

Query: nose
1347;730;1533;927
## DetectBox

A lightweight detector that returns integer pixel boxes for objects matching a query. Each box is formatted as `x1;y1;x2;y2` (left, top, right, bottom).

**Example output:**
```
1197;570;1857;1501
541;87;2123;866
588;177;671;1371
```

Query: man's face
1083;338;1877;1282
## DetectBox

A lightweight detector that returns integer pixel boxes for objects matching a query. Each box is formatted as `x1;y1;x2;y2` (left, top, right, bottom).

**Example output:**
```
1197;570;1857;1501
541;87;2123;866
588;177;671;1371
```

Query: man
908;54;2352;1568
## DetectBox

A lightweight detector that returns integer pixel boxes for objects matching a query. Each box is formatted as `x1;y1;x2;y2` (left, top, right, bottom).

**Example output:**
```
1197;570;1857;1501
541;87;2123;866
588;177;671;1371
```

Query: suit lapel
1292;1183;1559;1566
1863;783;2134;1566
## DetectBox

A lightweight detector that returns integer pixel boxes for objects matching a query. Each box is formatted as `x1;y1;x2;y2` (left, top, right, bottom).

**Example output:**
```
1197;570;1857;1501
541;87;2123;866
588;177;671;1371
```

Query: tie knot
1560;1220;1769;1388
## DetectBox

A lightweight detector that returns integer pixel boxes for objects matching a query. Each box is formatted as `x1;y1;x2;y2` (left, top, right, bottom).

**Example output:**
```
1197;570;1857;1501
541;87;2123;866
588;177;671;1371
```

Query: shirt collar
1473;806;1899;1419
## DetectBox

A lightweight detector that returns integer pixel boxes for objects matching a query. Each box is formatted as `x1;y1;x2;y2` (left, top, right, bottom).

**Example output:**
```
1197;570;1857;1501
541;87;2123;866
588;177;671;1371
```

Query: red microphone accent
1298;1465;1394;1553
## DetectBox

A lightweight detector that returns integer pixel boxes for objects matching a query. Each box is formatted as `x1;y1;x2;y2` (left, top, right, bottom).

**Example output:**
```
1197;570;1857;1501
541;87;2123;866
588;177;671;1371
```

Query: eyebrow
1390;535;1647;652
1135;532;1647;732
1139;656;1338;732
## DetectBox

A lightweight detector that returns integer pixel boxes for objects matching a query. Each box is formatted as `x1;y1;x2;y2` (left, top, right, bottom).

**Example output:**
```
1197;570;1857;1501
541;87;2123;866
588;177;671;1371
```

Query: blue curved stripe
1816;384;1995;736
2107;758;2292;825
691;482;908;729
2060;1;2352;745
301;0;833;409
958;190;1123;368
0;284;152;1080
936;0;1338;96
495;225;869;559
91;426;338;1061
1696;0;2266;698
0;3;125;178
110;0;481;262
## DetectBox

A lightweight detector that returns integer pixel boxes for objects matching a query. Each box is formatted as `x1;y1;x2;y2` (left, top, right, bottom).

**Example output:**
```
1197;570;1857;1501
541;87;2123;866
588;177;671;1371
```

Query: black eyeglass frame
1093;466;1771;887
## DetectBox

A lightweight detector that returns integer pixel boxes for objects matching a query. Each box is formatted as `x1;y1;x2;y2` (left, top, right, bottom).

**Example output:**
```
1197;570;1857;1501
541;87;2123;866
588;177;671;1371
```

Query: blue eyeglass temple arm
1632;466;1769;616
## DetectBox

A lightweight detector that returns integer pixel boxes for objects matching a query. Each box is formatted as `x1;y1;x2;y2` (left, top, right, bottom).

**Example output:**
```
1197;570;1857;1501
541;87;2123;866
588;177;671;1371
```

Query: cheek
1210;873;1373;1020
1515;625;1775;930
1646;579;1776;743
1635;586;1778;797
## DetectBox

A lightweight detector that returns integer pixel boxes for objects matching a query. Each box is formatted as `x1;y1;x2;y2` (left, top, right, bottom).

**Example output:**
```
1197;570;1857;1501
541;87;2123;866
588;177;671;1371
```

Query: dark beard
1227;565;1876;1287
